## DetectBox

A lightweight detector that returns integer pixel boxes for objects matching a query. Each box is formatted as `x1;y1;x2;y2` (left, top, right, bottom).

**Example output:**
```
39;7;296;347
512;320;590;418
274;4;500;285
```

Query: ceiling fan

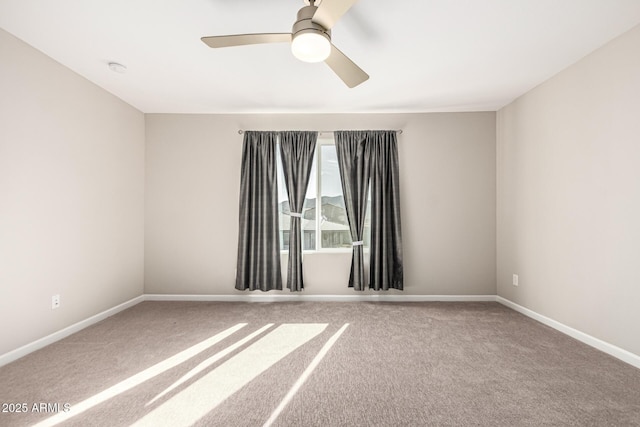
201;0;369;88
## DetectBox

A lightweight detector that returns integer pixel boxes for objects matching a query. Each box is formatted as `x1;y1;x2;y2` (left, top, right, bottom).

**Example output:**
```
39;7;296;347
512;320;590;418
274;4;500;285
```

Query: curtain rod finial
238;130;244;135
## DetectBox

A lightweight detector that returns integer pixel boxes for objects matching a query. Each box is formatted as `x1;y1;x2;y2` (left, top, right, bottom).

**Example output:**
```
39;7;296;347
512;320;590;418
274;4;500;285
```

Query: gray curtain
235;131;282;291
369;131;403;290
335;130;403;291
334;131;371;290
279;131;318;291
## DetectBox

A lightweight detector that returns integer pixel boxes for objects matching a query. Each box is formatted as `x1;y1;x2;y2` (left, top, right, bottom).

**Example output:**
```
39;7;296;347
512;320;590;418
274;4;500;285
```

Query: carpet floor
1;301;639;426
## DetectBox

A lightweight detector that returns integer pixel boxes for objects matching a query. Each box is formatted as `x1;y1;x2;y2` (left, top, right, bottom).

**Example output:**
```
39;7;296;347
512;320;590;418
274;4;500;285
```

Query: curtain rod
237;129;403;135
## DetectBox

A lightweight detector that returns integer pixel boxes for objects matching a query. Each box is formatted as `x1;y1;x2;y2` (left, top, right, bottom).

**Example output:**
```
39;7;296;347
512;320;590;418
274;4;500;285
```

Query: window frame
277;133;354;254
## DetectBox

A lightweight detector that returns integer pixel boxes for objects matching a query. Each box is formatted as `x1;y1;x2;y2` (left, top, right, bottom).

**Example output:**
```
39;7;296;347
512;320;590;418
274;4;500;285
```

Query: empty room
1;0;640;425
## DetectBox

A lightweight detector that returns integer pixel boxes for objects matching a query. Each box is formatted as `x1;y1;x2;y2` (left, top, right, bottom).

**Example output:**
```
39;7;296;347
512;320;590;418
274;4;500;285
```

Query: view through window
277;134;370;251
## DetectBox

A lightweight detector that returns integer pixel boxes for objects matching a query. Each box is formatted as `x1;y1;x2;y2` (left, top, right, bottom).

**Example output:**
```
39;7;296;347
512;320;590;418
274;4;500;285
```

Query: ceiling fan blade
201;33;291;48
312;0;359;30
324;44;369;88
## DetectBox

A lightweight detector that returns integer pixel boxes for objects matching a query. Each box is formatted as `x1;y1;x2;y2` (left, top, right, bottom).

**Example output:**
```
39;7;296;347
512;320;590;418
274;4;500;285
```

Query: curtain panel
279;131;318;291
235;131;282;291
368;131;403;290
334;130;403;291
334;131;372;290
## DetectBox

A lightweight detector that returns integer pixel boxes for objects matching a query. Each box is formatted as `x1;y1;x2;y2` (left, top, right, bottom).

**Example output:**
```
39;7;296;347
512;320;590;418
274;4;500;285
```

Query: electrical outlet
52;294;60;309
512;274;519;287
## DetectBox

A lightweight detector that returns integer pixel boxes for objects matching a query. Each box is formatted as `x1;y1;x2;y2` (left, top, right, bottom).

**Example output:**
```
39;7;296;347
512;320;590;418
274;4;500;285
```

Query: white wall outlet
51;294;60;309
512;274;519;287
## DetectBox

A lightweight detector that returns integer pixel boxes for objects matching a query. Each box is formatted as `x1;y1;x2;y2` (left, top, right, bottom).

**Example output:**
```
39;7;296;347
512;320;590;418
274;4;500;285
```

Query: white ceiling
2;0;640;114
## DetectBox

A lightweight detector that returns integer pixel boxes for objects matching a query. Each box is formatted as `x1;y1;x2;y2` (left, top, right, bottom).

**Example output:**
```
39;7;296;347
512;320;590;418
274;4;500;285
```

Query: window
277;134;370;251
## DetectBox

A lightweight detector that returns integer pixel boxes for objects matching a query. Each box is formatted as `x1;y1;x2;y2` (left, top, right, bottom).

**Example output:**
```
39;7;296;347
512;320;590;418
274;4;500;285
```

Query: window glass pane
277;149;290;251
320;145;352;248
363;187;371;248
302;152;317;250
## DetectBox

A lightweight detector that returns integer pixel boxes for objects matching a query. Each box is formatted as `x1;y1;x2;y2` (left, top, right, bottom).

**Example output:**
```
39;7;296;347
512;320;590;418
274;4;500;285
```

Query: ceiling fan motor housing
292;5;331;43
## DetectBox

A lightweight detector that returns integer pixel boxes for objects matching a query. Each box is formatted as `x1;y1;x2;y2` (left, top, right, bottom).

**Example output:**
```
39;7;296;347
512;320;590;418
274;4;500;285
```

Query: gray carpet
1;302;639;426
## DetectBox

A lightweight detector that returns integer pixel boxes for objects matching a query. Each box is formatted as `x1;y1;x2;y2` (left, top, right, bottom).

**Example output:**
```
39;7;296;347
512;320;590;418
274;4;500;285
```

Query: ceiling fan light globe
291;32;331;63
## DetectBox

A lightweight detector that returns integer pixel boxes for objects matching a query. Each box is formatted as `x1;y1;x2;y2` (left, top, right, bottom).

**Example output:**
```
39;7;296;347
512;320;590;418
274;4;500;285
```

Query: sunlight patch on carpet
263;323;349;427
32;323;248;427
147;323;275;405
132;323;328;427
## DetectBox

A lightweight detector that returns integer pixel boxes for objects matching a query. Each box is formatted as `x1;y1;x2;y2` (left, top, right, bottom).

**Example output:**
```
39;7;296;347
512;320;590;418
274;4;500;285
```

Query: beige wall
0;29;145;355
497;25;640;355
145;112;496;295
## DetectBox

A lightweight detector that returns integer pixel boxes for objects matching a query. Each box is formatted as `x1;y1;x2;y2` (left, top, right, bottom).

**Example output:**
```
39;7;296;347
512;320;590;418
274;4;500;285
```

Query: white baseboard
496;296;640;370
5;294;637;371
0;293;494;367
144;294;498;303
0;295;145;368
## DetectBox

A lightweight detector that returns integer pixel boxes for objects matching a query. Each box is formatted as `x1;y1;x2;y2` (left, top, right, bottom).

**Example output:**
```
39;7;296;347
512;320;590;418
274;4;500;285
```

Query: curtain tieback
352;241;364;246
289;212;303;218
